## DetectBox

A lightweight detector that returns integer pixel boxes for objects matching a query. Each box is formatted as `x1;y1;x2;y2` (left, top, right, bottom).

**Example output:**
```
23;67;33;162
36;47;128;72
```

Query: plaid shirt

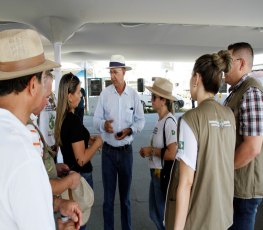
225;75;263;136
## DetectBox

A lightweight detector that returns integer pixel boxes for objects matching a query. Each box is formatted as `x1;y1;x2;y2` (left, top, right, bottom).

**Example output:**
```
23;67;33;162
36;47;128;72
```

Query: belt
150;168;161;178
104;142;131;151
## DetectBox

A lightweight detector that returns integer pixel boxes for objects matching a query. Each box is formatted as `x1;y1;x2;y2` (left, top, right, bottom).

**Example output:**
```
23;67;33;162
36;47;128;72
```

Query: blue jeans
149;169;165;230
228;197;262;230
102;143;133;230
80;171;93;230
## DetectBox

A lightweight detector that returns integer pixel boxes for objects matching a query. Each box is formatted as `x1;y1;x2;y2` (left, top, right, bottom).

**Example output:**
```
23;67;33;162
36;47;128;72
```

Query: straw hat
106;54;132;71
0;29;60;80
146;77;176;101
61;177;94;226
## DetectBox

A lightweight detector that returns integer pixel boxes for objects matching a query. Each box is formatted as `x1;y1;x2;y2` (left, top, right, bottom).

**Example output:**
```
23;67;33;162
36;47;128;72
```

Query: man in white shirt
94;55;145;230
0;29;81;230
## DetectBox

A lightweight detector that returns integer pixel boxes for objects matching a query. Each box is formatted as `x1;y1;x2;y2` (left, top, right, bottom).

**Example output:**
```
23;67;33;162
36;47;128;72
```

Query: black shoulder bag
160;116;176;198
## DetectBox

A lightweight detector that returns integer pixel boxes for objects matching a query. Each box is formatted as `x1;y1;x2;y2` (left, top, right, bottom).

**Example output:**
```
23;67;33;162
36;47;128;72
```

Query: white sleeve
165;117;177;145
93;93;106;133
176;119;198;171
9;158;55;230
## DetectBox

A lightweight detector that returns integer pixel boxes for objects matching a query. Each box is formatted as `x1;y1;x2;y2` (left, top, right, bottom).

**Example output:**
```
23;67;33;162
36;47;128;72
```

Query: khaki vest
165;99;236;230
225;77;263;198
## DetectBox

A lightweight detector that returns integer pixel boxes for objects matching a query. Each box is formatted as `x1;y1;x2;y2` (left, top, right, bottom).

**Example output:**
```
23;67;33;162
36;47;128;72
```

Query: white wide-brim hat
146;77;177;101
0;29;60;80
106;54;132;71
61;176;94;226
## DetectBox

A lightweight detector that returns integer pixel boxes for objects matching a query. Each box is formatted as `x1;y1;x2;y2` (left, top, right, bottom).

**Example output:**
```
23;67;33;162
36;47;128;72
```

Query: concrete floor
83;113;263;230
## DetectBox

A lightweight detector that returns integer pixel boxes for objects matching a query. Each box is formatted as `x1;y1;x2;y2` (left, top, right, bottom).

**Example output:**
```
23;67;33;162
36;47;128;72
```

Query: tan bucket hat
106;54;132;71
0;29;60;80
61;176;94;226
146;77;176;101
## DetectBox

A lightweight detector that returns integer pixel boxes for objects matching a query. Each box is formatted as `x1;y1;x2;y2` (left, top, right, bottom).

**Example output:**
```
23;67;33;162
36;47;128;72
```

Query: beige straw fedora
146;77;176;101
106;54;132;71
0;29;60;80
61;176;94;226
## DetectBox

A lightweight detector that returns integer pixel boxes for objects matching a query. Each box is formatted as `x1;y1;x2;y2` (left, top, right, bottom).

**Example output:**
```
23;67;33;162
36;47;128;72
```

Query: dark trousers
102;143;133;230
229;197;262;230
149;170;165;230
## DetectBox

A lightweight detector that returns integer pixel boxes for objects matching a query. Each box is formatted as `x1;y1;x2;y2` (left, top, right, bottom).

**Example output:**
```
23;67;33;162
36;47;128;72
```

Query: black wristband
128;128;133;136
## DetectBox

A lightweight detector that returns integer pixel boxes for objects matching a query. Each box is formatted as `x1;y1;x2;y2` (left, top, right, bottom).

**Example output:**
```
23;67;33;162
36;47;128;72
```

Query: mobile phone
116;131;123;137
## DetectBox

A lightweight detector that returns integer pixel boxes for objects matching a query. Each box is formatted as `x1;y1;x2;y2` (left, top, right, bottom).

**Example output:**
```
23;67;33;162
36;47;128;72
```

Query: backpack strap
161;116;176;167
177;116;182;145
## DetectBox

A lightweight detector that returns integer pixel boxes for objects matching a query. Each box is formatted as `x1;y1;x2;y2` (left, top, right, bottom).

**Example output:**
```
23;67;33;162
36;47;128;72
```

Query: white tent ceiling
1;0;263;64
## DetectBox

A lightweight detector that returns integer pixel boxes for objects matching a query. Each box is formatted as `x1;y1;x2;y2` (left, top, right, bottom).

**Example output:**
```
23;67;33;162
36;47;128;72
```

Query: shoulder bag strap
161;116;176;167
177;116;182;144
28;119;56;159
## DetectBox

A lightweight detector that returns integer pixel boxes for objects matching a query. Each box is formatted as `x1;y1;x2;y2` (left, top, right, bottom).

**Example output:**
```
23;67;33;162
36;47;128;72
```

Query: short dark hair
228;42;254;58
0;72;42;96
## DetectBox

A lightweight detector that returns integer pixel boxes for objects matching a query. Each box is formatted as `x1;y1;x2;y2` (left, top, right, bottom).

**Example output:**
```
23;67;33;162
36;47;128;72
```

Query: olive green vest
225;77;263;198
165;99;236;230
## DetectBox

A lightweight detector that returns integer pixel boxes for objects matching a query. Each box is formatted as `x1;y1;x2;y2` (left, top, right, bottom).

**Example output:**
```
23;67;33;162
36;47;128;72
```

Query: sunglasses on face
151;94;159;101
151;94;164;101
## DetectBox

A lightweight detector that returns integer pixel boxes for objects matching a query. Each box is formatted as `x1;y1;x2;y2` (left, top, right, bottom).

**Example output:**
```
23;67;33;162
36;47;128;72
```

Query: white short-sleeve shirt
176;118;198;171
0;109;55;230
148;113;177;169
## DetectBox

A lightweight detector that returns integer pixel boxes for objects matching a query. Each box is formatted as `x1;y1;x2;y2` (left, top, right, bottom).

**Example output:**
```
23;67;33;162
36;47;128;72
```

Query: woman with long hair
55;72;102;229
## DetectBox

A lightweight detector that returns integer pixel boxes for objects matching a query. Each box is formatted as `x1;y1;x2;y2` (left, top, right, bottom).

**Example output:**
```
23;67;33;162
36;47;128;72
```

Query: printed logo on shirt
178;141;184;150
171;130;176;135
49;113;55;130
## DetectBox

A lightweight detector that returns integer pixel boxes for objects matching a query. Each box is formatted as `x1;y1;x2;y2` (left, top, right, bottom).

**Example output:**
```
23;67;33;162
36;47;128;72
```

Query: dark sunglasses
151;94;159;101
151;94;164;101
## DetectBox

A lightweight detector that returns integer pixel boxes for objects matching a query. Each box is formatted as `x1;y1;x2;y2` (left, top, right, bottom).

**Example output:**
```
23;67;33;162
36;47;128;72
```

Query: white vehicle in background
139;92;152;109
